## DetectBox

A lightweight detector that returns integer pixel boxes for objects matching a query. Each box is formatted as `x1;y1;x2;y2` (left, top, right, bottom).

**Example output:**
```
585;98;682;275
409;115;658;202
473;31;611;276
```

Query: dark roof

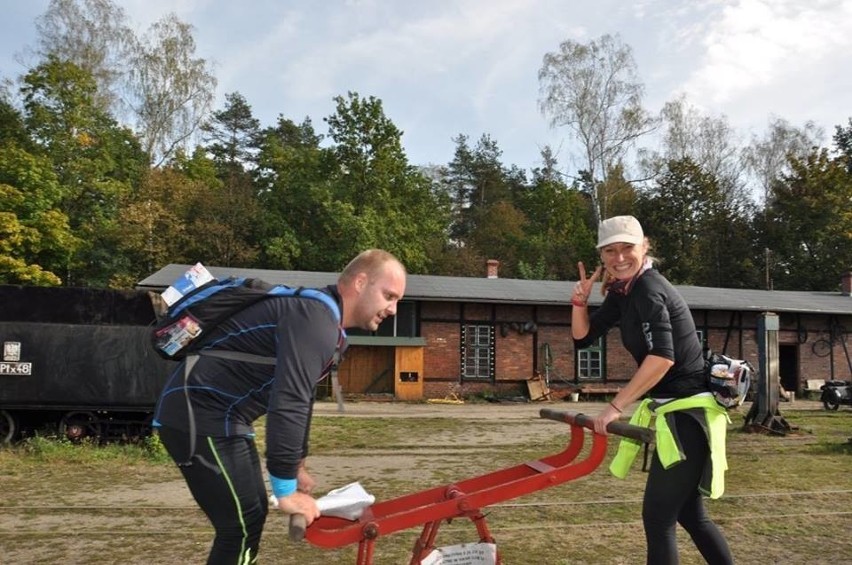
136;264;852;315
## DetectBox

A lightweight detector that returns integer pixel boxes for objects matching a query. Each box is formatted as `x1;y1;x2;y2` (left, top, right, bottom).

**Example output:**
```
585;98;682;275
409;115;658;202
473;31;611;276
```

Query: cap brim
597;234;644;249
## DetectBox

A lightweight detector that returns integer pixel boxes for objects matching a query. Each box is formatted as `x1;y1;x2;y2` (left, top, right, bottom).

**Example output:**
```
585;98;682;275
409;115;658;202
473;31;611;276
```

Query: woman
572;215;733;565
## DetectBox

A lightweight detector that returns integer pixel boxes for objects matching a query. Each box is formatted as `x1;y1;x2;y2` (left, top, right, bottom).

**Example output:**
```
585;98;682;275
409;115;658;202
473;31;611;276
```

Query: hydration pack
150;276;340;361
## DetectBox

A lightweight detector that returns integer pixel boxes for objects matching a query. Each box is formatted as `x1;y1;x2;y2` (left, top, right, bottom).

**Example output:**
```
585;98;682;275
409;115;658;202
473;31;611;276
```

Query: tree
322;92;449;272
127;13;216;166
514;147;597;280
833;117;852;173
0;88;32;149
192;93;264;267
443;134;514;244
743;116;823;206
20;56;147;286
31;2;218;168
635;158;760;288
640;95;751;211
32;0;134;115
178;149;262;268
201;91;260;171
0;143;79;285
538;33;655;223
253;115;330;269
115;164;199;276
467;200;527;277
764;148;852;291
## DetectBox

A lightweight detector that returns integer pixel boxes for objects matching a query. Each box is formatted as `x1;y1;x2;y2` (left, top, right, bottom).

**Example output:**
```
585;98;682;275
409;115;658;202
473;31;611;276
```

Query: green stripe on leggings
207;437;254;564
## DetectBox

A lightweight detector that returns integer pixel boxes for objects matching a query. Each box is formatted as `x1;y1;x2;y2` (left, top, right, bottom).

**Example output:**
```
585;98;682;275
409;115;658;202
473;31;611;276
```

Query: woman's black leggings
158;425;269;565
643;412;733;565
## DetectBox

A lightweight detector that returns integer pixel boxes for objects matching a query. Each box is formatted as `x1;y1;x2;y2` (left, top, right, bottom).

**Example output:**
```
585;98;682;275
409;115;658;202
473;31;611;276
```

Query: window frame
576;336;605;380
461;323;495;381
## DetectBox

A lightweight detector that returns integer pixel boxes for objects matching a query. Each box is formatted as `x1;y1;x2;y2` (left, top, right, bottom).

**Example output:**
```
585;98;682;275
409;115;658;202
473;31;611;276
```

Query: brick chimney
842;271;852;296
486;259;500;279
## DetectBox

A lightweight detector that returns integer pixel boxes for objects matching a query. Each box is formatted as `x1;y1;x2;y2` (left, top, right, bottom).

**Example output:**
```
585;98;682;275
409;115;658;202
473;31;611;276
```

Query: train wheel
58;411;102;442
1;410;17;444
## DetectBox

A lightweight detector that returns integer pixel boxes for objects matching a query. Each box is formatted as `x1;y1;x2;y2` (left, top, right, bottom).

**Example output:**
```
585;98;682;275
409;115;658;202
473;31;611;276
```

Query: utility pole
764;248;773;291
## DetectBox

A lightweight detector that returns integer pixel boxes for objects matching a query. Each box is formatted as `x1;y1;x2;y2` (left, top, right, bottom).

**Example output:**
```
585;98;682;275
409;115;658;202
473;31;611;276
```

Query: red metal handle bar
539;408;655;444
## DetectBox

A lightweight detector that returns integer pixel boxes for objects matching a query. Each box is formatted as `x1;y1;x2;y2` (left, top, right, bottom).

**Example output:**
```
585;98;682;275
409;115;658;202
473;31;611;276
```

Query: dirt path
313;397;823;418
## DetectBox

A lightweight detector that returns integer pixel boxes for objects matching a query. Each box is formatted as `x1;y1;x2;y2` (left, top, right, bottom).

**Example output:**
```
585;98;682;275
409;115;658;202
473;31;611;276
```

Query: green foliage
0;143;78;284
764;148;852;291
635;157;761;288
515;157;597;280
834;117;852;173
0;95;32;149
33;0;134;115
115;165;203;275
444;134;514;243
253;116;329;269
18;55;148;286
201;91;261;171
319;91;450;273
516;257;550;280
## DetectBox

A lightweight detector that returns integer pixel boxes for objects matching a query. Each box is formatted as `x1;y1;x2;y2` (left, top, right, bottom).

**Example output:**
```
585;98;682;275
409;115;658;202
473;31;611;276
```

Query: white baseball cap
597;215;644;249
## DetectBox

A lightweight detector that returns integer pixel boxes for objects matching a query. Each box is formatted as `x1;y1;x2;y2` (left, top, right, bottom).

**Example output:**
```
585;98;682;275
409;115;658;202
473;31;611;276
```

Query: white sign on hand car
420;542;497;565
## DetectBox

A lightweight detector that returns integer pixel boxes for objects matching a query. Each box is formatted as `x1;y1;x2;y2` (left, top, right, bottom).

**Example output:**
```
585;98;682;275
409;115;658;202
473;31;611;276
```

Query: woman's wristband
609;401;623;414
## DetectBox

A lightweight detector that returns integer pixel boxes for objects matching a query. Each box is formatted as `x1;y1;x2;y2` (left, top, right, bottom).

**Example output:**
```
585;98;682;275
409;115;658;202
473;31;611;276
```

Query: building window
349;300;417;338
461;324;494;380
696;329;705;349
577;337;604;380
375;301;417;337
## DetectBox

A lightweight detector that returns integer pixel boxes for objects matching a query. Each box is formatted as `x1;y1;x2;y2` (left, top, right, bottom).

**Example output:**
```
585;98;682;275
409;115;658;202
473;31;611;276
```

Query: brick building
138;265;852;400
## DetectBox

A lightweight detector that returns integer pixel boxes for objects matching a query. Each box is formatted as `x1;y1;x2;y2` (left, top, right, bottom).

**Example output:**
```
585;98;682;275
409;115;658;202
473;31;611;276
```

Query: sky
1;0;851;173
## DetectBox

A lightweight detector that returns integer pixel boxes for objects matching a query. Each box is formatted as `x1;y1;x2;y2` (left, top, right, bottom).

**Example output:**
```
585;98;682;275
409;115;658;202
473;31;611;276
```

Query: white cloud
682;0;852;106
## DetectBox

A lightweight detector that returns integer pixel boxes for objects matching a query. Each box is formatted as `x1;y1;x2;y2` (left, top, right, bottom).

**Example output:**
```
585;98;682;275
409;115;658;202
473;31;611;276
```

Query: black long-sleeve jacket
153;285;345;479
574;270;707;398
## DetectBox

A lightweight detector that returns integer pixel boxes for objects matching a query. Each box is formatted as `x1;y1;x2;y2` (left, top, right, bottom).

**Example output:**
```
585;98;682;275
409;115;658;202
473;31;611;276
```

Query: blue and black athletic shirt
153;285;346;481
574;270;707;398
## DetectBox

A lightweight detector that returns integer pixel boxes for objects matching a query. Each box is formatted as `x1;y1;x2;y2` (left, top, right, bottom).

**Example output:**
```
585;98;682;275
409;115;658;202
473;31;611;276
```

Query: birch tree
32;0;133;115
538;33;654;223
126;13;216;166
743;116;823;206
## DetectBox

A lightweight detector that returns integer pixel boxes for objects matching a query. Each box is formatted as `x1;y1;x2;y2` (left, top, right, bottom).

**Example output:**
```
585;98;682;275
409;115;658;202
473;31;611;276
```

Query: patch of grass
0;431;171;466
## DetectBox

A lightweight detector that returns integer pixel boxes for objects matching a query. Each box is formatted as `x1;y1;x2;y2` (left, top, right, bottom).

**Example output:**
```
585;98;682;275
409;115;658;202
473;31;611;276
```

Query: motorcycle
820;380;852;410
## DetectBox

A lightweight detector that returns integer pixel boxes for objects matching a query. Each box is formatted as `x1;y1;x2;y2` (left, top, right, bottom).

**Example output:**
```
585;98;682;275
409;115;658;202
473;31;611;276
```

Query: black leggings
158;426;269;565
643;412;733;565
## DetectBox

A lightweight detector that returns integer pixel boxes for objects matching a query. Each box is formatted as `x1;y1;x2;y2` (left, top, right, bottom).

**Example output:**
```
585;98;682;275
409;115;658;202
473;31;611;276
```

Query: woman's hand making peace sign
572;261;602;307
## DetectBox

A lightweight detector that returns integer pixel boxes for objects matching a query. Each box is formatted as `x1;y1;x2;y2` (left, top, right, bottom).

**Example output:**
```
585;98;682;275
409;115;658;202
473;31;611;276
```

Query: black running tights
642;412;733;565
159;426;269;565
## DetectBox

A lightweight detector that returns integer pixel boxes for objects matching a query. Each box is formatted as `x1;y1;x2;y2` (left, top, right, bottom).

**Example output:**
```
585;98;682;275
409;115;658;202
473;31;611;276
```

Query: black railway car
0;285;177;443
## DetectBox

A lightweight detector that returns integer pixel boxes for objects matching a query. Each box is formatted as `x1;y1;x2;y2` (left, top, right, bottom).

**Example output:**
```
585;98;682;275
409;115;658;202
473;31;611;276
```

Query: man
153;249;407;564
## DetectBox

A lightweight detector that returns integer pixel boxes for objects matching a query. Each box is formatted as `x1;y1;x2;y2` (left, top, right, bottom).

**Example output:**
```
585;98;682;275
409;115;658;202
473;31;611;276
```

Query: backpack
150;275;341;361
704;351;754;409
